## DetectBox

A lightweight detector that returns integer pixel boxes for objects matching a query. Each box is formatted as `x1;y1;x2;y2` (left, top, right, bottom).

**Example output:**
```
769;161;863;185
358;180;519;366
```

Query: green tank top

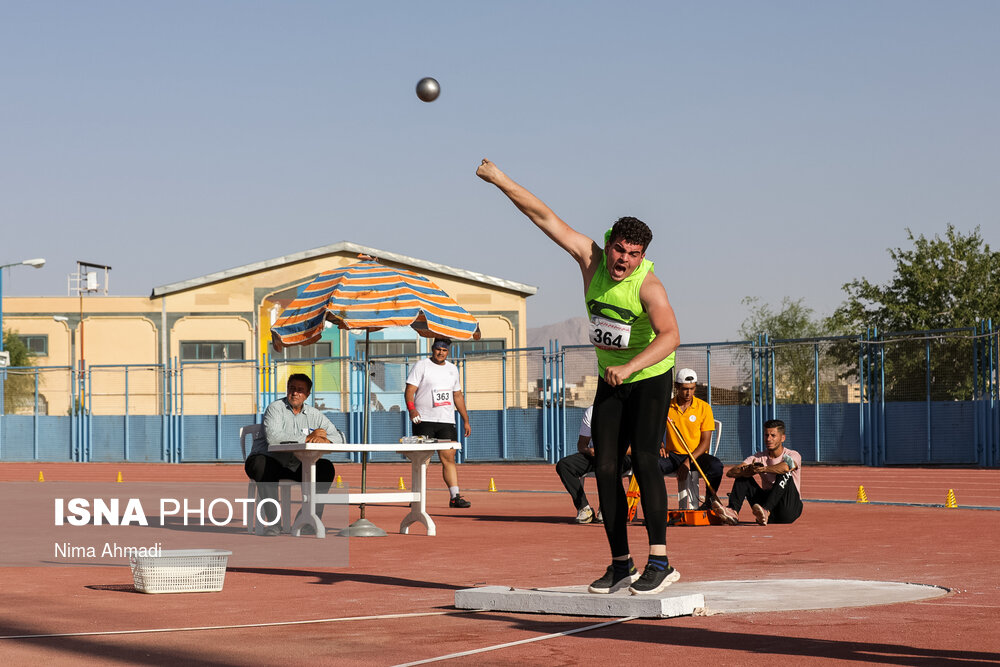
584;251;675;383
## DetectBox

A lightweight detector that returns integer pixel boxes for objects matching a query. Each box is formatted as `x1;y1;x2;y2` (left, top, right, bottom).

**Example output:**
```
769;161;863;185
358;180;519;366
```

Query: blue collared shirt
251;398;342;469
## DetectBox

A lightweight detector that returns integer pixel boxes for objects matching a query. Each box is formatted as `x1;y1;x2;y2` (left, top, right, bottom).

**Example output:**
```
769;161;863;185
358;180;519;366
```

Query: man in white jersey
405;339;473;508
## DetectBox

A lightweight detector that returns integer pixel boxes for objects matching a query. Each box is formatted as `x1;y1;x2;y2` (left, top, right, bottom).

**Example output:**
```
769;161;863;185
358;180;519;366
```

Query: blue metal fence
1;324;997;466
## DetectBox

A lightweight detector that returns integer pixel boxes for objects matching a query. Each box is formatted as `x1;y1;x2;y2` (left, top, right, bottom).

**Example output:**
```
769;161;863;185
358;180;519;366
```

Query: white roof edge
150;241;538;298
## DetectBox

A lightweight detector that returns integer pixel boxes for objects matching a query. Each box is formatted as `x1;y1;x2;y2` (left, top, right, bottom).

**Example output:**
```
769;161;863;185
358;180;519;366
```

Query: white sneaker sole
588;571;640;594
629;568;681;595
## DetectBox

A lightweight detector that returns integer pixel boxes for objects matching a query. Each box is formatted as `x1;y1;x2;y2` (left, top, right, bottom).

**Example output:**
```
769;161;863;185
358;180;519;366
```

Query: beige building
3;242;536;416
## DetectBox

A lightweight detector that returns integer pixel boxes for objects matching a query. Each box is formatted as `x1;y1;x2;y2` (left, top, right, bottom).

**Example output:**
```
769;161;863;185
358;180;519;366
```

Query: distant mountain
527;317;591;347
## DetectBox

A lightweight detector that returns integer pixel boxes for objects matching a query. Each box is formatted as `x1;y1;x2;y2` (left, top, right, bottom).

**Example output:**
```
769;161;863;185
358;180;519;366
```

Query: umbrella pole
361;330;369;518
341;329;385;537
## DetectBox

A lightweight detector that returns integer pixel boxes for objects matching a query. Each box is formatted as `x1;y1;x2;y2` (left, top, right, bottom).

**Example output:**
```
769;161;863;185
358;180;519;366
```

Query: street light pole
0;258;46;353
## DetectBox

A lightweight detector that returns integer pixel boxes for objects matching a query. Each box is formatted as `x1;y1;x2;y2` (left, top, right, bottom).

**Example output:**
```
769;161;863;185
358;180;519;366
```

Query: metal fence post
501;352;508;460
768;334;776;419
124;366;130;461
859;331;866;466
878;329;886;466
538;343;551;461
705;345;712;404
925;338;932;461
556;339;564;463
33;370;39;460
814;342;820;462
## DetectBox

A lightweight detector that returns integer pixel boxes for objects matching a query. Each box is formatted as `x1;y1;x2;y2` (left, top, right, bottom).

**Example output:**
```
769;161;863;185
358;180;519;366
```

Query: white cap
674;368;697;384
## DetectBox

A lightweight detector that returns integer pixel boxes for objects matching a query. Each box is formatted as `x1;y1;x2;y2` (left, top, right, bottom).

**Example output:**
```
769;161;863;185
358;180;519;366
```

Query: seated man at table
245;373;344;536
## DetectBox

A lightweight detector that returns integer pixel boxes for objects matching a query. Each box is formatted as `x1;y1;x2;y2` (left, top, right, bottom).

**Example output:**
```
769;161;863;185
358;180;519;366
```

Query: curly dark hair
607;216;652;251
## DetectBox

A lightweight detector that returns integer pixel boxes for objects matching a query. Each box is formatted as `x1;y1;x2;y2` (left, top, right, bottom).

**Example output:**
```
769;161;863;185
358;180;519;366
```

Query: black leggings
592;369;673;557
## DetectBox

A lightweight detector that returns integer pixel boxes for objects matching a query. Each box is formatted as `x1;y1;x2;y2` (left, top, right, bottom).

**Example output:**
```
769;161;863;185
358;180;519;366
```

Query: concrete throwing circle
646;578;949;614
457;579;950;618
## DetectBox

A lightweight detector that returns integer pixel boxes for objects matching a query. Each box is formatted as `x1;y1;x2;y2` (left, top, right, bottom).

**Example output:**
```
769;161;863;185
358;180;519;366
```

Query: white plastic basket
130;549;232;594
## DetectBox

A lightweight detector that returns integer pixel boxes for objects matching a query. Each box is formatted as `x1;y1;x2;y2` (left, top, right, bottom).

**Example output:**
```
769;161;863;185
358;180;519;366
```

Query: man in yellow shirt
660;369;724;509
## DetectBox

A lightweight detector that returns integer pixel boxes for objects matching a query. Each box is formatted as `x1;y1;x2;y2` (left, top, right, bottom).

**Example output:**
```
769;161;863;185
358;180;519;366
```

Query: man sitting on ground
659;369;724;510
245;373;343;535
555;405;632;524
712;419;803;526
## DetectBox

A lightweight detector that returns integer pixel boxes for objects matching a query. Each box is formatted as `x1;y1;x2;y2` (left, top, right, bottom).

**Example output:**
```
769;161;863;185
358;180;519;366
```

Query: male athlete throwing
477;159;681;594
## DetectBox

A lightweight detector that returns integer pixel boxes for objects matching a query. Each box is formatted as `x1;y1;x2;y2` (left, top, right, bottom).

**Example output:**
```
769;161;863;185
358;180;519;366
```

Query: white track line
391;616;637;666
0;610;475;640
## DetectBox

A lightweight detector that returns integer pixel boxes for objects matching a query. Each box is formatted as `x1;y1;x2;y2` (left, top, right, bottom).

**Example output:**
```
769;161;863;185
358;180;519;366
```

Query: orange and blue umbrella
270;257;481;350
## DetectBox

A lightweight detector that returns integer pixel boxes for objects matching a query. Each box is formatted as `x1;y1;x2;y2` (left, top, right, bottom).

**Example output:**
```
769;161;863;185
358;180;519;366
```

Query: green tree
739;297;837;404
739;296;827;341
2;329;37;413
830;225;998;401
830;225;999;332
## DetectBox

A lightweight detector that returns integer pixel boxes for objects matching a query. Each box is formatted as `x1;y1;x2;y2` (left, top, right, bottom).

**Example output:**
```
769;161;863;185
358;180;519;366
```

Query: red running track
0;462;997;666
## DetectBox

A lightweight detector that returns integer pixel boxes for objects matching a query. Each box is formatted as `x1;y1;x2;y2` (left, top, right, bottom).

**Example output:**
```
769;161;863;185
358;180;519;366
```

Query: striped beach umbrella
270;257;481;351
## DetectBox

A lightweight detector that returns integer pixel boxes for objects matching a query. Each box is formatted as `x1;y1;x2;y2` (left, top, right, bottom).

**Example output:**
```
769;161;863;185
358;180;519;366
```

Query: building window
451;338;506;356
180;341;245;361
17;334;48;356
17;335;48;356
272;341;333;359
358;341;418;358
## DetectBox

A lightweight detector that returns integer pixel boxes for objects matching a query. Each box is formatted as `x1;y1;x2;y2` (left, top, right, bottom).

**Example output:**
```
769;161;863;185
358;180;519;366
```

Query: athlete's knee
630;449;660;471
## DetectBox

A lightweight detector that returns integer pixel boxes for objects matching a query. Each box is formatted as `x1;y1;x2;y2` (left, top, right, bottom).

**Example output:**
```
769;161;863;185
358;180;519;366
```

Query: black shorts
412;421;457;441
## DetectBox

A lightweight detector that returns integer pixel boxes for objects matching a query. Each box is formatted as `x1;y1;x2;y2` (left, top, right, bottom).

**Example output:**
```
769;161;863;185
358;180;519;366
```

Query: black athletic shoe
629;565;681;595
587;561;639;594
449;495;471;508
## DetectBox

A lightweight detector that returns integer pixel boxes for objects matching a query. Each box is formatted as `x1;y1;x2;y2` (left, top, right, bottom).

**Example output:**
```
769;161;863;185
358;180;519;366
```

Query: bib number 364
589;316;631;350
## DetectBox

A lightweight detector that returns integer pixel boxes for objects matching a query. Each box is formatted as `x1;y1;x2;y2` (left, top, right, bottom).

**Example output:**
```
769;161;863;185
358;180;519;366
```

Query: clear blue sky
2;1;997;343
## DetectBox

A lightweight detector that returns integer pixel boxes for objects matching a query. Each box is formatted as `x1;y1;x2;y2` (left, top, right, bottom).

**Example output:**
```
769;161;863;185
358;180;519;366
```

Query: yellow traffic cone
856;485;869;503
335;475;344;489
397;476;406;490
116;471;123;483
487;478;497;492
37;471;45;482
945;489;958;509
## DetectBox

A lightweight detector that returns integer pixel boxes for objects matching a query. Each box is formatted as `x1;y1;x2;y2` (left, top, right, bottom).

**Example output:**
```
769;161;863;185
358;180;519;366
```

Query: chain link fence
1;326;997;465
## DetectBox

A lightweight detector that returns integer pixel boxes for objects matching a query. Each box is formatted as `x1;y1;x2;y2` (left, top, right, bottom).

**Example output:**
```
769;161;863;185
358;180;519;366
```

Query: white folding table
268;441;461;538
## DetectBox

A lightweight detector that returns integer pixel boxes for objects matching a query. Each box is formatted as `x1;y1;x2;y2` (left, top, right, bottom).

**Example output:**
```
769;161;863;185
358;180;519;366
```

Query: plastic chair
673;419;722;509
240;424;295;534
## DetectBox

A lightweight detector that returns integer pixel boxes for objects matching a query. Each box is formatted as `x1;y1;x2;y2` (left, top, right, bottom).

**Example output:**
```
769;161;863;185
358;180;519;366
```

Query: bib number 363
589;316;631;350
432;389;453;408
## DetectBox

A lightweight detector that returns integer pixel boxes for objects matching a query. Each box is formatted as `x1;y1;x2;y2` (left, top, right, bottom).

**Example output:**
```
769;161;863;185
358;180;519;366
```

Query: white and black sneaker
587;560;639;594
575;506;594;524
629;565;681;595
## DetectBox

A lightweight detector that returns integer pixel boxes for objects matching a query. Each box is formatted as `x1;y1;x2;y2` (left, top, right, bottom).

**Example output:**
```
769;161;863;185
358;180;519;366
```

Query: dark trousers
727;472;803;524
555;452;632;511
245;454;335;520
592;369;673;557
657;451;724;500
